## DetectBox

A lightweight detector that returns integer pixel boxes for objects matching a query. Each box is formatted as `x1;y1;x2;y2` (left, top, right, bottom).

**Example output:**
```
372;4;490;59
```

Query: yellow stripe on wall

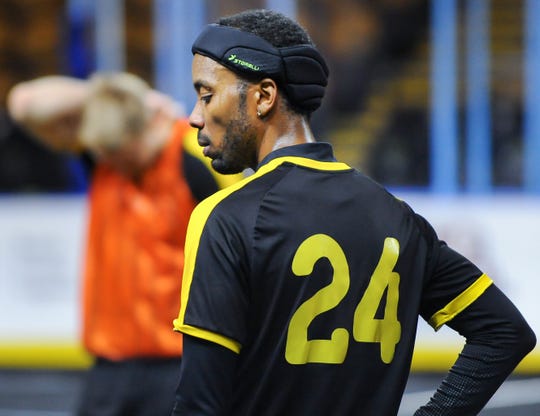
411;345;540;374
0;342;538;374
0;342;93;369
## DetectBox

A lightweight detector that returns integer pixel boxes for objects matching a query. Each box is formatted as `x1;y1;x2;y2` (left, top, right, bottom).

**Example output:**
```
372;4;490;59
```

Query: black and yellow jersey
174;142;491;415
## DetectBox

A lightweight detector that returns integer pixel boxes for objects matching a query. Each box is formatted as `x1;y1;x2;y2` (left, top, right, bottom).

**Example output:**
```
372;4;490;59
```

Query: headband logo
227;53;260;71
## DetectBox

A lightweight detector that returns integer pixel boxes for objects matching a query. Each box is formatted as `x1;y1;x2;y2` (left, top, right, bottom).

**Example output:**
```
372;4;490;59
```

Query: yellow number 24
285;234;401;365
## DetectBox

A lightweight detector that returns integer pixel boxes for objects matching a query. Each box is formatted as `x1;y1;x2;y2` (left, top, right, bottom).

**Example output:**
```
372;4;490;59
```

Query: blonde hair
79;72;151;151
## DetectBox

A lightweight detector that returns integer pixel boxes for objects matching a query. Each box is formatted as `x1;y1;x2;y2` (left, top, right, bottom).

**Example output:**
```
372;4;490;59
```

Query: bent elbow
518;322;536;357
6;83;30;122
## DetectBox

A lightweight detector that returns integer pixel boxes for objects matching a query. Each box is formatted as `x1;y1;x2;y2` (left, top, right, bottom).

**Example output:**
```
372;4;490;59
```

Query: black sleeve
414;284;536;415
80;151;95;175
171;335;238;415
182;149;219;203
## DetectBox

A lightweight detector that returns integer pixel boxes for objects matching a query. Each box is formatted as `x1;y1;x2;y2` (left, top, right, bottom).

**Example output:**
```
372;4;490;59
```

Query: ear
254;78;278;118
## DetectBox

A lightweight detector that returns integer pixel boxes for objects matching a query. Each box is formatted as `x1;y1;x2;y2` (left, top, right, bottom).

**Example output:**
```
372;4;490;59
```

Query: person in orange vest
7;72;241;416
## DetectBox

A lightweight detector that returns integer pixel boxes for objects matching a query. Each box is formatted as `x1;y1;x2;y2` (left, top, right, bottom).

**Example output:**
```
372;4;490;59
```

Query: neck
257;115;315;163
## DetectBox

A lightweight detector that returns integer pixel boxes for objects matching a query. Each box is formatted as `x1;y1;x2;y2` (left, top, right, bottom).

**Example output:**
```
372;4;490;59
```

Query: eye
201;94;212;104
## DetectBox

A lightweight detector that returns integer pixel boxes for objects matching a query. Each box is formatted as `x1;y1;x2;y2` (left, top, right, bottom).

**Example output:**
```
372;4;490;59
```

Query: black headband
191;24;329;112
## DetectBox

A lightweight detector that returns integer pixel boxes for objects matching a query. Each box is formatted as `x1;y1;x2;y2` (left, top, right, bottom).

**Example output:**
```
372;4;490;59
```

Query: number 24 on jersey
285;234;401;365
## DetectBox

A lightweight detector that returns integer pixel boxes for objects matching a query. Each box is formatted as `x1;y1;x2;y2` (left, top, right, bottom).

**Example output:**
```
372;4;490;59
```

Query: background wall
0;0;538;372
0;193;538;371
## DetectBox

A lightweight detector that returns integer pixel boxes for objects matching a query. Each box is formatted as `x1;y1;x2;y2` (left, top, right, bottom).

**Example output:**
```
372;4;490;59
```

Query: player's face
189;54;259;174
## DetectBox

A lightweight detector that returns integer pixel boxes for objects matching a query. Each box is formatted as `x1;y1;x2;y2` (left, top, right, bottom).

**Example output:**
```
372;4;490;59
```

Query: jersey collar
256;142;347;171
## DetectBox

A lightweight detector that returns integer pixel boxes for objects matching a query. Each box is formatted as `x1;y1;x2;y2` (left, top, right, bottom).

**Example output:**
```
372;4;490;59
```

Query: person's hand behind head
80;72;176;179
145;90;185;120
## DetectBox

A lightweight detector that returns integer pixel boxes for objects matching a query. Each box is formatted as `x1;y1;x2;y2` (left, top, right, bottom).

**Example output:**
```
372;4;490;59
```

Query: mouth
197;133;212;157
202;146;212;158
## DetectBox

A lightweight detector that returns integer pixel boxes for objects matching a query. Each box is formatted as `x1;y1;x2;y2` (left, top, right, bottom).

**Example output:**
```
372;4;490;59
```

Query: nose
189;101;204;129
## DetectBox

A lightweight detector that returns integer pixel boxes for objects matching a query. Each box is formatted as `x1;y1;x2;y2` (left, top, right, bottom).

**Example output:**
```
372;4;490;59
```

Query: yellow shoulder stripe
429;273;493;330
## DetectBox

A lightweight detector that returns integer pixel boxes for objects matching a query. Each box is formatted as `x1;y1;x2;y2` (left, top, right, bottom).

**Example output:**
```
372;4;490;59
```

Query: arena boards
0;194;538;372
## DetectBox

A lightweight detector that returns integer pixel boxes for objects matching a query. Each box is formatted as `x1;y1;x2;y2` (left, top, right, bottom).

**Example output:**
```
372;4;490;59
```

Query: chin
211;159;244;175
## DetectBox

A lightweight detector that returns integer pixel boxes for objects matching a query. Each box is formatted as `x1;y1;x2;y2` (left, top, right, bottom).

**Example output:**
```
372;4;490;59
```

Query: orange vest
82;120;195;360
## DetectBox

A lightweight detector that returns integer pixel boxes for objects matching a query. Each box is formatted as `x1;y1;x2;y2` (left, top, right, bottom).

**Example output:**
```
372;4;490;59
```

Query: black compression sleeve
182;150;219;202
414;285;536;416
171;335;238;415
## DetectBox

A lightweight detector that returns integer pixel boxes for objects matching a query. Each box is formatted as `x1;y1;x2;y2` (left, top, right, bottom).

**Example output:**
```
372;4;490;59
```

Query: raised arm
7;76;89;152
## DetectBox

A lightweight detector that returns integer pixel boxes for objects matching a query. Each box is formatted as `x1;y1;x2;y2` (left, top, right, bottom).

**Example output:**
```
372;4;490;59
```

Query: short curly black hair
218;9;313;50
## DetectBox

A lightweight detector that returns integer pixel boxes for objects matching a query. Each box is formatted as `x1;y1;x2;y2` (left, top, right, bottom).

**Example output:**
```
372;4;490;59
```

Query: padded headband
192;24;329;112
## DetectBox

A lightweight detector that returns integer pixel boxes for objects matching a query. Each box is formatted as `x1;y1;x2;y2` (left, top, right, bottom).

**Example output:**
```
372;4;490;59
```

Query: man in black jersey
172;9;536;416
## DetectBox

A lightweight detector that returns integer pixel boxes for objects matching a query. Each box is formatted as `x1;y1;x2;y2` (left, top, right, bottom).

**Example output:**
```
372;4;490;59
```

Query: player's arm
171;334;237;415
414;284;536;415
7;76;89;153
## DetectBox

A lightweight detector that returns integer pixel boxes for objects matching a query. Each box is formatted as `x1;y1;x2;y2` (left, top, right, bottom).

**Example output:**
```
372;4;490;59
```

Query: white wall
0;193;537;369
0;196;87;342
